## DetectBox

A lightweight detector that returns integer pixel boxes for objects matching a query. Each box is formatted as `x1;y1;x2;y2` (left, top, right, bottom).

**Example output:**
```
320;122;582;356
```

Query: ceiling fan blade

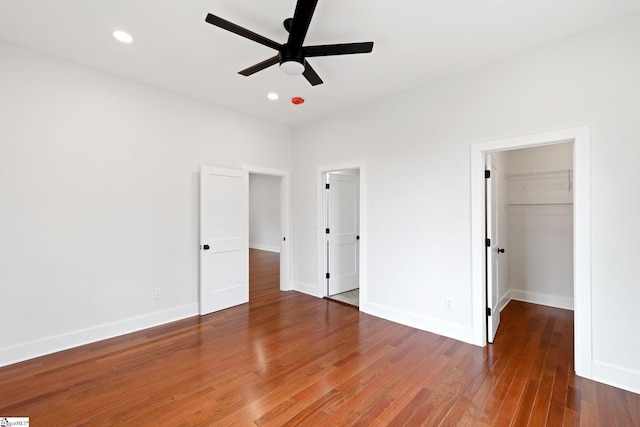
303;42;374;57
302;60;323;86
238;55;280;76
287;0;319;49
205;14;281;51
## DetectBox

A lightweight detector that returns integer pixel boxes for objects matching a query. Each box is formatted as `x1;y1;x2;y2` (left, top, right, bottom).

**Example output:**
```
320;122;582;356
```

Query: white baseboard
360;301;475;345
498;291;511;313
292;281;320;297
592;361;640;394
510;289;574;310
0;304;198;368
249;243;280;253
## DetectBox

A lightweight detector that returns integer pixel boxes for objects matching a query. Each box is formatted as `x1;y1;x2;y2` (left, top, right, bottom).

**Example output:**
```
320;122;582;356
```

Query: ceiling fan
205;0;374;86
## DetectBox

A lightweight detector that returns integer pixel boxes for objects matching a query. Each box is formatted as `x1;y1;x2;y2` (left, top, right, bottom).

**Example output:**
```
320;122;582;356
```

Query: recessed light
267;92;279;101
112;30;133;44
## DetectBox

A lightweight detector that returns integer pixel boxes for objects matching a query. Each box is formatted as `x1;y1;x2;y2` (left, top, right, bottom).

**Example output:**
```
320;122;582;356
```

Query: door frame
470;126;592;378
316;161;366;302
242;165;291;291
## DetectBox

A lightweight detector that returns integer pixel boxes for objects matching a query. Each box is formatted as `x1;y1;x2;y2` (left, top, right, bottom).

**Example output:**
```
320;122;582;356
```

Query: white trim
592;361;640;395
510;290;574;311
316;161;367;302
498;291;511;313
243;165;292;291
0;304;198;368
361;301;474;344
292;280;318;296
470;126;592;379
249;243;280;253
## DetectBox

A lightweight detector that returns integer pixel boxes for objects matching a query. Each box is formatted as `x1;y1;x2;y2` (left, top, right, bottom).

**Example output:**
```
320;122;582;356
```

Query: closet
504;143;574;310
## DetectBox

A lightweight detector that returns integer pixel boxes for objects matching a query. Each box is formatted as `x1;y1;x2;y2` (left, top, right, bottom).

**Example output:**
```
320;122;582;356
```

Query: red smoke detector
291;97;305;105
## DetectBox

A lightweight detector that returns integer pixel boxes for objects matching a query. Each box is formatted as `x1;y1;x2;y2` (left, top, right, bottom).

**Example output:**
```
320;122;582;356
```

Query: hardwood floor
1;249;638;425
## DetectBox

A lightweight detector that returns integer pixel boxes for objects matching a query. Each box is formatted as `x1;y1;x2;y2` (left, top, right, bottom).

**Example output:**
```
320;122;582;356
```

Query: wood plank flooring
1;249;638;425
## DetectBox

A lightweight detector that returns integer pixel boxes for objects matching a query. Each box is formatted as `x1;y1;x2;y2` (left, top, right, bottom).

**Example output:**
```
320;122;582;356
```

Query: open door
200;166;249;315
326;172;360;296
485;154;501;343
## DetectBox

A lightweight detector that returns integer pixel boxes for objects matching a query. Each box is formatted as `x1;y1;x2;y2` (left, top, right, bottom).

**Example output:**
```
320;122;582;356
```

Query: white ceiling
1;0;640;126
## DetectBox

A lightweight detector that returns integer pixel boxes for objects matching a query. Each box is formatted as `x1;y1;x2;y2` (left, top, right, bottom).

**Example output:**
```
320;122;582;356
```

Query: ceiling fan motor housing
279;45;305;75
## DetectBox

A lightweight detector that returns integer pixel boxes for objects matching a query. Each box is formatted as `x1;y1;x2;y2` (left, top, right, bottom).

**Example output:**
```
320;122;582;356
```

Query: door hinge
326;273;330;279
485;170;491;179
326;228;330;234
487;307;492;316
485;238;491;247
325;183;330;189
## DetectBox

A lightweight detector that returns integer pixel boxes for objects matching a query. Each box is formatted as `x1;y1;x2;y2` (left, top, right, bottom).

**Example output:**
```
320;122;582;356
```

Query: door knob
497;248;505;253
202;244;210;250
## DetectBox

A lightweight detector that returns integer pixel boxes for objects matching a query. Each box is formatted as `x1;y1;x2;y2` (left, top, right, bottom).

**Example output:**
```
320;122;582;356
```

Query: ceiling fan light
279;60;305;76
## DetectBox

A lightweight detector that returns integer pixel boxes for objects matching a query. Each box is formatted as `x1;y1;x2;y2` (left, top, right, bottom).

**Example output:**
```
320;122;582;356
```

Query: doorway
485;143;575;343
249;173;284;298
245;166;290;292
316;161;366;308
325;169;360;306
470;126;593;379
199;165;290;317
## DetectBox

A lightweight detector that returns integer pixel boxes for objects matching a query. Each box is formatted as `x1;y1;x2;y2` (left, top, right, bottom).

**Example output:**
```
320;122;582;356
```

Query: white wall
0;42;292;366
291;13;640;393
506;144;574;309
249;174;281;252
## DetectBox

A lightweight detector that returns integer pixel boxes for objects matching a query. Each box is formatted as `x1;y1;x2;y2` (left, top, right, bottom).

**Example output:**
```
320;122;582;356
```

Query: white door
327;172;359;295
496;154;509;320
200;166;248;315
485;154;501;343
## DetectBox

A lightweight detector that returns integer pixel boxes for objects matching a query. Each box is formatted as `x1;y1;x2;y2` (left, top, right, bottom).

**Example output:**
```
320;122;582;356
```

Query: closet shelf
508;202;573;207
506;169;573;192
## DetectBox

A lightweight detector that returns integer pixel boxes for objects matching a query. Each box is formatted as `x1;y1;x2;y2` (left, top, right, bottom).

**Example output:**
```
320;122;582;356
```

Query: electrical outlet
153;288;162;300
445;297;454;310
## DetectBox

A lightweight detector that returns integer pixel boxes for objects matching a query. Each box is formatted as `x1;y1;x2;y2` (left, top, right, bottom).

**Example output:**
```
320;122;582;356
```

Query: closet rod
505;169;573;179
508;202;573;206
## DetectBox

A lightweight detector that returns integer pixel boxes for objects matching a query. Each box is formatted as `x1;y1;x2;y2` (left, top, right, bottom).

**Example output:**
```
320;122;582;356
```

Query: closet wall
506;143;574;310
